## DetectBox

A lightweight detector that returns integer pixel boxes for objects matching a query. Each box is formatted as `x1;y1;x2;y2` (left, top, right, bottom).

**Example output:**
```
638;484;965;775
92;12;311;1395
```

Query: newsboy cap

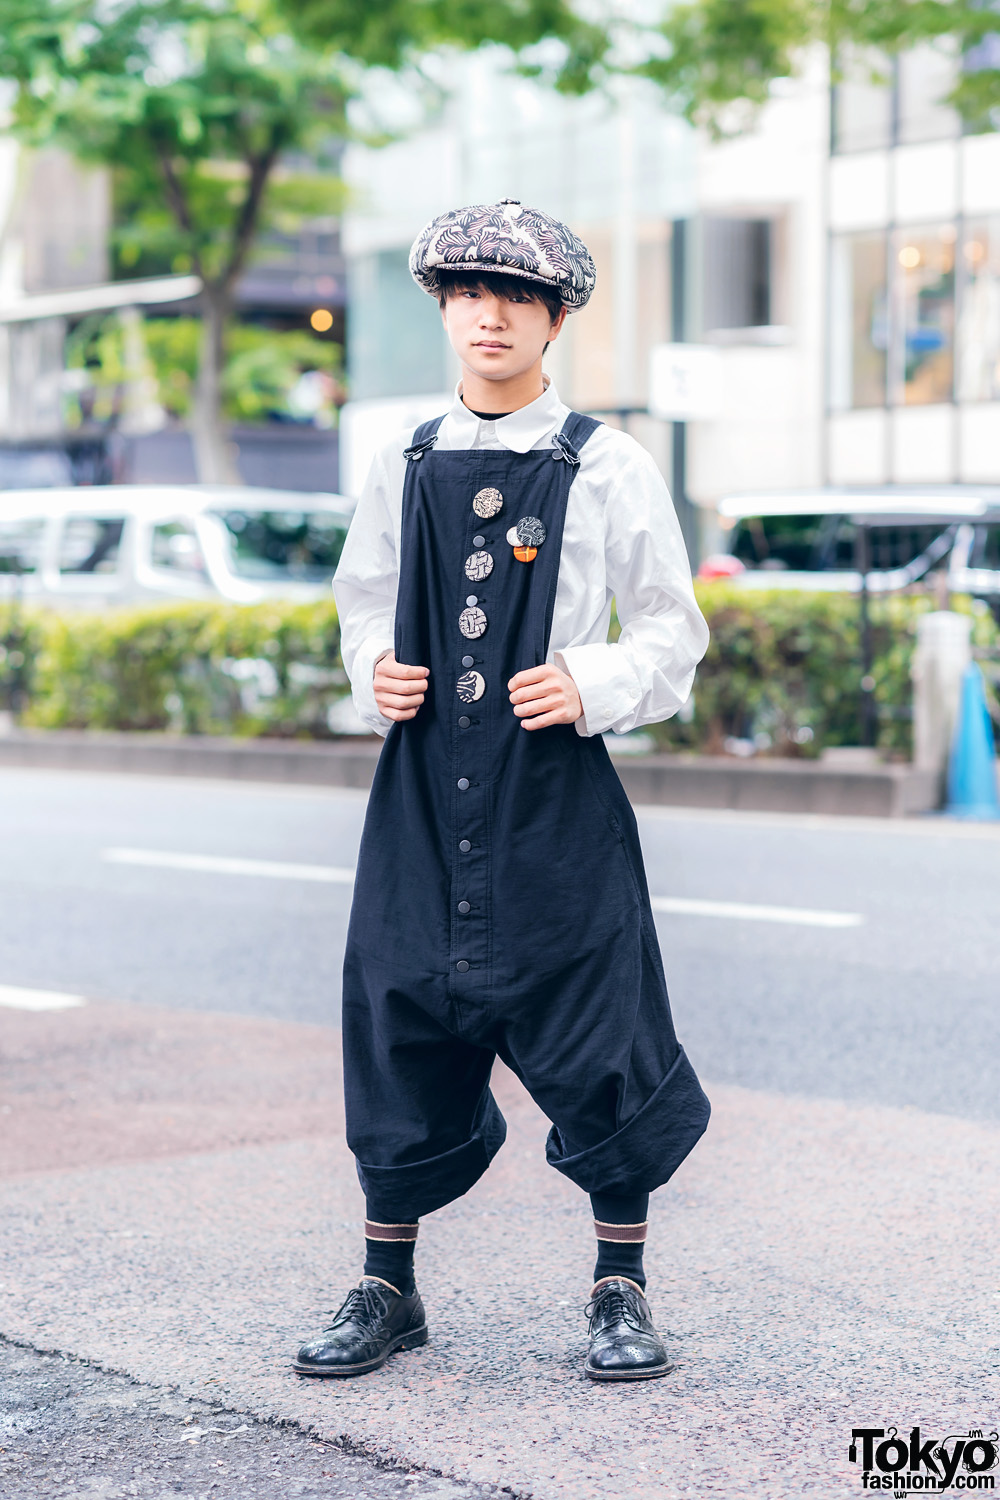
409;199;596;311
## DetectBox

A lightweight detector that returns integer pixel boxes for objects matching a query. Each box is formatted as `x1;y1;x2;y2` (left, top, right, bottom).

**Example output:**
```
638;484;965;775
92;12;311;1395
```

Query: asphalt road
0;766;997;1123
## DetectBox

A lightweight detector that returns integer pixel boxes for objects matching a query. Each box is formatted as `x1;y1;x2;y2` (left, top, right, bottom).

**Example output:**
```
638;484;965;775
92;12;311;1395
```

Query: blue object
946;663;1000;819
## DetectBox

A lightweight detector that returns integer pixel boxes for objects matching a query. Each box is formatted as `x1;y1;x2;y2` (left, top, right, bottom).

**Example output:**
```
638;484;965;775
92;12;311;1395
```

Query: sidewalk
2;999;998;1498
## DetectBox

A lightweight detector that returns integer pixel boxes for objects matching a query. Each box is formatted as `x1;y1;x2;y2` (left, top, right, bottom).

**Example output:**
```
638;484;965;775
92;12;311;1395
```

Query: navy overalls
342;412;710;1222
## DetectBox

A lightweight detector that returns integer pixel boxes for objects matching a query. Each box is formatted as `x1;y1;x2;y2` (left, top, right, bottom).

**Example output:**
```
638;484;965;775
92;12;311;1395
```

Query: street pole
856;523;876;748
670;218;697;563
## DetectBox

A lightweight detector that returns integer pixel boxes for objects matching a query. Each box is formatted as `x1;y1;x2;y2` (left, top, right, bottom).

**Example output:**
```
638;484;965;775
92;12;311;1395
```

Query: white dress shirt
334;381;709;738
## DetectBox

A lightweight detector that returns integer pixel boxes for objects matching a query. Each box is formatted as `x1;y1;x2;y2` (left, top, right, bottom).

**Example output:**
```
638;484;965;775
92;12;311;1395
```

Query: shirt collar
448;378;568;453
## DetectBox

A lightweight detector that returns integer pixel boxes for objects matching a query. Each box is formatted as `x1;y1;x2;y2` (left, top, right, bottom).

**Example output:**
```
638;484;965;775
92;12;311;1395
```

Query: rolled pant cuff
545;1046;710;1195
357;1092;507;1222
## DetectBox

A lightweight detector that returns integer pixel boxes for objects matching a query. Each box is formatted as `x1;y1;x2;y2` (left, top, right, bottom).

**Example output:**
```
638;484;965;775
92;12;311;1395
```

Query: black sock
362;1216;418;1296
589;1190;649;1291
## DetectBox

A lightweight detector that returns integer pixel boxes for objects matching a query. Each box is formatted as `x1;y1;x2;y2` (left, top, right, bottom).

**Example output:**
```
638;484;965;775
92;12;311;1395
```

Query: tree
0;0;612;481
638;0;1000;135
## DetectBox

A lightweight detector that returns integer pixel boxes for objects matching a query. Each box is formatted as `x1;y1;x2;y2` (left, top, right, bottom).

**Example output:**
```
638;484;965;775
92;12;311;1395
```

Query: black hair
435;268;563;325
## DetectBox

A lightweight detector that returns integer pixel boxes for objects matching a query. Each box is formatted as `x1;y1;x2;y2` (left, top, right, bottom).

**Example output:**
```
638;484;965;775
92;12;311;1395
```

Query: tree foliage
639;0;1000;133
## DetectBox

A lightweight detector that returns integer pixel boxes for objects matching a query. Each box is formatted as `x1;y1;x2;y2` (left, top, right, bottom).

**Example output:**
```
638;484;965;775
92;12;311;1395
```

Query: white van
702;490;999;595
0;485;354;608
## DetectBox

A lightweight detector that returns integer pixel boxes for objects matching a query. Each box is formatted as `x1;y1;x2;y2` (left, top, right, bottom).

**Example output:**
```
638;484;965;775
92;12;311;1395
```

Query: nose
477;298;506;329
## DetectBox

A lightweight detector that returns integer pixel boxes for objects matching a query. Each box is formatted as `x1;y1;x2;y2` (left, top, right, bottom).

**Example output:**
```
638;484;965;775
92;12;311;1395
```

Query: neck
460;362;545;416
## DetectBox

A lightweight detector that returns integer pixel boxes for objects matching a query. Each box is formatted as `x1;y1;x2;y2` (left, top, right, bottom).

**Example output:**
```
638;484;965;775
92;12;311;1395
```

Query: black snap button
456;960;470;973
458;715;471;729
462;654;475;668
458;900;471;914
457;777;470;791
459;839;472;852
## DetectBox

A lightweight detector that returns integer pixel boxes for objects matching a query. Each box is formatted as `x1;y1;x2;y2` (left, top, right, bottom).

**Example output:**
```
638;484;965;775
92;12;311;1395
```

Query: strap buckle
552;432;581;466
403;434;439;462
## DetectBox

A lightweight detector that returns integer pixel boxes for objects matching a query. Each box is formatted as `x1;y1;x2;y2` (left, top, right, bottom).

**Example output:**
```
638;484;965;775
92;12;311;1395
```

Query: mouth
474;341;510;350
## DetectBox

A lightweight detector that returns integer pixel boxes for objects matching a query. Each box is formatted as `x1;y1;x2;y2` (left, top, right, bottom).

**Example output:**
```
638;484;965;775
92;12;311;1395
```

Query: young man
295;199;710;1383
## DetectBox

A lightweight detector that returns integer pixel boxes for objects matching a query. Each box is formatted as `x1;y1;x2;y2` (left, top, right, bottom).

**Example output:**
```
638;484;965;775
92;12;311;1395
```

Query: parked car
700;490;1000;597
0;485;354;608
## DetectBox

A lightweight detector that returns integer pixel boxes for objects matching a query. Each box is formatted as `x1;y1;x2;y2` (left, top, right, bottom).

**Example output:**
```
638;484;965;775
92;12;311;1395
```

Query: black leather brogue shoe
584;1276;673;1381
293;1278;428;1377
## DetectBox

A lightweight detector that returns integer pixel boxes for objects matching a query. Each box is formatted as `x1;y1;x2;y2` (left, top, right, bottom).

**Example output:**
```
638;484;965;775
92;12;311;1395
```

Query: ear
547;306;568;343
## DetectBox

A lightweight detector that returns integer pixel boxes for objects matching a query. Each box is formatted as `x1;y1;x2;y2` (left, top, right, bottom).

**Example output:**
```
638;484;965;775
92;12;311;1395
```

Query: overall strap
552;411;602;466
403;414;446;461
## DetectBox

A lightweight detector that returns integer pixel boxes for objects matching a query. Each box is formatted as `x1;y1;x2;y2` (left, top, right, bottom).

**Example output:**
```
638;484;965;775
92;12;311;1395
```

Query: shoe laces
325;1280;388;1332
585;1282;644;1332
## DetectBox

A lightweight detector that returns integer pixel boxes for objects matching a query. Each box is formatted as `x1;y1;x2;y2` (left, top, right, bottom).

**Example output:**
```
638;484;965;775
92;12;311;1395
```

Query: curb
0;729;940;817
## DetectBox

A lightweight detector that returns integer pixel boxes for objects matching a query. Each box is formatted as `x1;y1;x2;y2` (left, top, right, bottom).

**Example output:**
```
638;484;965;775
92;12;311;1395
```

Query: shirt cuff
554;644;642;738
350;635;395;737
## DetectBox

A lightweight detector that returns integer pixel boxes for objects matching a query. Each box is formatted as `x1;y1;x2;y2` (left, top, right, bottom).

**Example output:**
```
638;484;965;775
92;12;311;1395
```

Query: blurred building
340;44;1000;557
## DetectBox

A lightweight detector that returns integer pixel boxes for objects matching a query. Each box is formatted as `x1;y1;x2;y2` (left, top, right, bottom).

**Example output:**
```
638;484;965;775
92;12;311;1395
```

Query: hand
508;663;583;730
374;651;429;721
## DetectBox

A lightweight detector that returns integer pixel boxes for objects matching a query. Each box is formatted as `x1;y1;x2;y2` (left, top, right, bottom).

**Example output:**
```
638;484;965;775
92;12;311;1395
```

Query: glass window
210;510;348;582
702;217;772;330
958;219;1000;402
58;516;125;575
829;232;888;409
831;50;893;153
0;518;45;574
151;521;207;576
730;515;952;573
893;227;956;405
969;525;1000;569
897;44;960;144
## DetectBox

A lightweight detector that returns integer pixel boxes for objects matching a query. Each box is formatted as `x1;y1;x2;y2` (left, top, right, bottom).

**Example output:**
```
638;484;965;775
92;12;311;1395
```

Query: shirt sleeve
554;442;709;738
332;448;398;737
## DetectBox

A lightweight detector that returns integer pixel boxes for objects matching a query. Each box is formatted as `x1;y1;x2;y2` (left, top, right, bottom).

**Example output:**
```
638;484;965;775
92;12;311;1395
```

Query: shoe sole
584;1359;674;1382
292;1324;428;1378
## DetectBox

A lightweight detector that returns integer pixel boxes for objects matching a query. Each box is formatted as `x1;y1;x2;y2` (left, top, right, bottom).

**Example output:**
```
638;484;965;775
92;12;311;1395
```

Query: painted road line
650;896;864;928
103;848;356;885
103;848;863;928
0;985;86;1012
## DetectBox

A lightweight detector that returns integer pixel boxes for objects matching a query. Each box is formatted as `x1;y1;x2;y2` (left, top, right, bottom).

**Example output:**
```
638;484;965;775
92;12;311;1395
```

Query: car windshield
209;509;348;582
730;514;951;572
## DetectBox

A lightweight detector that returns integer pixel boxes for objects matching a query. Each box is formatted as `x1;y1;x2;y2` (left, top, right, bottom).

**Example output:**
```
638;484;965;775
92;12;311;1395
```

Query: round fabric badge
459;606;488;640
457;670;486;703
515;515;546;547
465;550;494;583
472;487;503;519
513;545;538;564
505;524;519;546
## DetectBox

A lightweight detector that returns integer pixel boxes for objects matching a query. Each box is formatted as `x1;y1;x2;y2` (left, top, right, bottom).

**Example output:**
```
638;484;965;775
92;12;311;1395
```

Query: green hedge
0;600;343;738
0;591;995;754
649;585;1000;758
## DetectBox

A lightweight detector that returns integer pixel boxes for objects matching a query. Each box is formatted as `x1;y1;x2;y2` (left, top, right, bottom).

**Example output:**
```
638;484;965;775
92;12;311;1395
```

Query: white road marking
103;847;863;928
103;848;355;884
0;985;86;1011
650;896;863;928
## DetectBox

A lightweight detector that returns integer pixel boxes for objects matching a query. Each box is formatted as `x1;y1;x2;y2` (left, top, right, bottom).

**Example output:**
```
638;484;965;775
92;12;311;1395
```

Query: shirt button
458;900;471;914
466;594;478;606
457;777;470;790
473;535;486;547
456;960;470;973
458;715;471;729
462;655;475;668
459;839;472;852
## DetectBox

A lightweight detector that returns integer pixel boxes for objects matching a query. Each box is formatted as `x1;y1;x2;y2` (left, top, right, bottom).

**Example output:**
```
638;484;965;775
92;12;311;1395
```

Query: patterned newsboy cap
409;199;596;311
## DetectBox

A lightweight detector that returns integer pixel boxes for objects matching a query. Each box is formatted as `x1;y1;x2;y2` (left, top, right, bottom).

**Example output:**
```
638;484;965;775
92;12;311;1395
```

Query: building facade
340;43;1000;556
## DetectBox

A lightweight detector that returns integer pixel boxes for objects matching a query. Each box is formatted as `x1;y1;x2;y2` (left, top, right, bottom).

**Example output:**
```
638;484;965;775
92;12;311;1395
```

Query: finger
382;705;420;721
507;666;549;692
381;661;429;680
509;675;557;701
376;677;428;697
513;695;563;718
520;709;567;730
378;691;426;710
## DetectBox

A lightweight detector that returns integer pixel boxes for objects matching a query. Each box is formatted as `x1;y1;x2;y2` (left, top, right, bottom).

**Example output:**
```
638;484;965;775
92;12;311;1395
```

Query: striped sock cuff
594;1220;648;1244
364;1219;420;1243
